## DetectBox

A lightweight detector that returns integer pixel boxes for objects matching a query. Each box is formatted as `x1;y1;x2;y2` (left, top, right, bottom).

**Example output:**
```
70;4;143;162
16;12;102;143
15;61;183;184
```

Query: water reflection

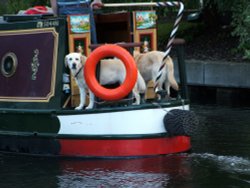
191;153;250;175
191;105;250;157
58;155;192;187
189;153;250;187
0;154;59;188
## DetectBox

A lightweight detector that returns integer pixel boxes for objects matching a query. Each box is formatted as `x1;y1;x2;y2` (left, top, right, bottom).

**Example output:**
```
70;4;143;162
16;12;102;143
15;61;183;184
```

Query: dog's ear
80;55;87;65
65;55;69;68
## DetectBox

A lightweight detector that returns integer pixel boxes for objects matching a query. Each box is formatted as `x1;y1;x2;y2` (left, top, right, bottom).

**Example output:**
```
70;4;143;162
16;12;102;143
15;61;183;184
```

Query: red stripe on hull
59;136;191;157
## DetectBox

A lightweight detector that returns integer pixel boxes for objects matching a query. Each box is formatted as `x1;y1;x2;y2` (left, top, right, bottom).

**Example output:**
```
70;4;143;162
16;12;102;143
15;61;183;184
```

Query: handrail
89;42;143;50
103;2;167;7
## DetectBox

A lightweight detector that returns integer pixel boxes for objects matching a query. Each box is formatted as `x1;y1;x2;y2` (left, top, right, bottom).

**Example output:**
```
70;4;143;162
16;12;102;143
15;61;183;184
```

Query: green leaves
231;1;250;59
203;0;250;60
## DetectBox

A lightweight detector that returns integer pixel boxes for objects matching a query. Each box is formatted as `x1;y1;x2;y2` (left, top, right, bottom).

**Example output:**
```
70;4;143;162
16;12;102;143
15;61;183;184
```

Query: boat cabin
0;3;187;110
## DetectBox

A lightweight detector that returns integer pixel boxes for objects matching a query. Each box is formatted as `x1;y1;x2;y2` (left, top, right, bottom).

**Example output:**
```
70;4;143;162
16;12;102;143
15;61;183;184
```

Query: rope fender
163;109;199;137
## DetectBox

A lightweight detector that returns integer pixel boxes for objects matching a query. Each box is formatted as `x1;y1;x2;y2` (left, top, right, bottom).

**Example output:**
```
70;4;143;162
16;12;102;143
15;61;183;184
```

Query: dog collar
74;65;83;78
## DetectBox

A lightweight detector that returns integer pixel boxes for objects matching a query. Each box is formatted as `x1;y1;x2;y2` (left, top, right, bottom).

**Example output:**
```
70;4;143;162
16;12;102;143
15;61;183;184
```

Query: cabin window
1;52;18;78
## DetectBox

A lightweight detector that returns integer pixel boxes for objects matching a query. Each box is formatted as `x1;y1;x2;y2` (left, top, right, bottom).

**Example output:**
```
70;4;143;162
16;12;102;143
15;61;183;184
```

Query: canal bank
174;59;250;106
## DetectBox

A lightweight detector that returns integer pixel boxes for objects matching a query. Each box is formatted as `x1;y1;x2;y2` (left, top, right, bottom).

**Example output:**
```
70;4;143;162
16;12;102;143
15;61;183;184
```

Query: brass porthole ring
1;52;18;77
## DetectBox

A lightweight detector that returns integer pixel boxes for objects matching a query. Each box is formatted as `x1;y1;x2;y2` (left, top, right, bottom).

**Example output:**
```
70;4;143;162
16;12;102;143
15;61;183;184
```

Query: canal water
1;104;250;188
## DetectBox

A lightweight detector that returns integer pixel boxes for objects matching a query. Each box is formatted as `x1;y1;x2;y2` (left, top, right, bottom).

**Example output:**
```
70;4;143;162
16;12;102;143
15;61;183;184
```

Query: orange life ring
84;44;138;101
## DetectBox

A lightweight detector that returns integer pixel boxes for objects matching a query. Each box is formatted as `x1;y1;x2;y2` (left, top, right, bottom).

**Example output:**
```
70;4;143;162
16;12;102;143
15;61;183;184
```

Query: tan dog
65;52;146;110
134;51;178;98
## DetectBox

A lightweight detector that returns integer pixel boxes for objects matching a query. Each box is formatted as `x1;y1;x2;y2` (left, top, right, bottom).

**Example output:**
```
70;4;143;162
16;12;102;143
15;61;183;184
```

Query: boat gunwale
0;99;189;115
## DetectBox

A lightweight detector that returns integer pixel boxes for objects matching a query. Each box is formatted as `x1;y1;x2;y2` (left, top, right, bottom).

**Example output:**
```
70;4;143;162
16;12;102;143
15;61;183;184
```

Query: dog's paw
132;101;140;105
85;105;93;110
75;106;83;110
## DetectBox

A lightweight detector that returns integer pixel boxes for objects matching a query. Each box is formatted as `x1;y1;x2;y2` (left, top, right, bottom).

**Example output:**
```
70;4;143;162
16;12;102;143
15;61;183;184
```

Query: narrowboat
0;2;198;158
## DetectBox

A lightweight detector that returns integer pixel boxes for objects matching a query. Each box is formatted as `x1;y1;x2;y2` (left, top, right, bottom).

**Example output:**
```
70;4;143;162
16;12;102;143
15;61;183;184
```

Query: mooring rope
151;102;170;113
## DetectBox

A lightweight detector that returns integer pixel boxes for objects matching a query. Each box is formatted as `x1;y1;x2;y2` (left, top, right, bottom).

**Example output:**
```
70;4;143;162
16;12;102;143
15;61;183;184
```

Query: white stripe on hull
58;105;189;135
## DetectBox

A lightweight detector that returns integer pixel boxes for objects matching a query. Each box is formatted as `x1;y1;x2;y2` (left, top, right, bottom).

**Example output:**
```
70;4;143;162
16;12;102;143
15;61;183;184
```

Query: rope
150;99;186;113
151;102;170;113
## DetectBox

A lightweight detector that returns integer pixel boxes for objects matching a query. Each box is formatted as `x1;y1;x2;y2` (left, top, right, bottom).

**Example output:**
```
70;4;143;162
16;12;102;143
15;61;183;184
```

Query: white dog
65;52;146;110
134;51;178;98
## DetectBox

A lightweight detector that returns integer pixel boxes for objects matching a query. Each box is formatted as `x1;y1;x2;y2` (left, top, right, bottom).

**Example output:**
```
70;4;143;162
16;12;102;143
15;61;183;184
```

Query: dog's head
65;53;87;73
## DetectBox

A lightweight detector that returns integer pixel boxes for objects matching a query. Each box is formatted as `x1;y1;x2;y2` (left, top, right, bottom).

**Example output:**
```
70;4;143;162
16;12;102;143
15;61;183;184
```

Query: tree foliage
231;0;250;59
203;0;250;59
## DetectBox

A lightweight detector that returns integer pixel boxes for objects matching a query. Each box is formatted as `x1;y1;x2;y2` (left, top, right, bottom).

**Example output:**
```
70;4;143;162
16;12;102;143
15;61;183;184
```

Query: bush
157;21;204;51
203;0;250;60
231;1;250;59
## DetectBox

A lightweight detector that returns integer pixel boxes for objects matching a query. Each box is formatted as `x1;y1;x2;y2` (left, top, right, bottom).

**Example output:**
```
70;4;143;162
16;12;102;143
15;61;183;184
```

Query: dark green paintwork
0;111;60;133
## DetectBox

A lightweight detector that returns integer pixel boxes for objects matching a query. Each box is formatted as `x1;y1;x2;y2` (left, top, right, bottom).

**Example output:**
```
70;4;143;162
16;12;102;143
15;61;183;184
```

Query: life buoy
84;44;138;101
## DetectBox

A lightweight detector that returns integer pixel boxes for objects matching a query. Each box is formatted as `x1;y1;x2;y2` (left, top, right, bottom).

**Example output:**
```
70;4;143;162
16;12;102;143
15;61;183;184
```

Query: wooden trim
68;34;91;56
67;15;91;107
132;11;157;52
134;29;157;52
